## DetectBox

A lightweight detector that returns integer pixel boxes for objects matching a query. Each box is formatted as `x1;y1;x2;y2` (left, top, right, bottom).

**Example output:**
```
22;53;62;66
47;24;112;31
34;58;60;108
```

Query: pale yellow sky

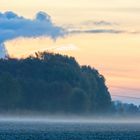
0;0;140;104
1;0;140;8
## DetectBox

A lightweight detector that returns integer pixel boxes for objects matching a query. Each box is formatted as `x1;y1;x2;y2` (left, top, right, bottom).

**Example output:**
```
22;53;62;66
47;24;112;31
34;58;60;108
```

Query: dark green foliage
0;72;22;110
0;52;112;114
112;101;140;116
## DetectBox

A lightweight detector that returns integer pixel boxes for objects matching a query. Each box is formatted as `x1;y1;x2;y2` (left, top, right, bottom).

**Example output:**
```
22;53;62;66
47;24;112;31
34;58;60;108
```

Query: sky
0;0;140;104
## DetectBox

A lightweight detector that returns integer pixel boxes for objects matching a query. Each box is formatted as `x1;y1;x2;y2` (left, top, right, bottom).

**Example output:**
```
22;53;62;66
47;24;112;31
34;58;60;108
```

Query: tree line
0;52;139;116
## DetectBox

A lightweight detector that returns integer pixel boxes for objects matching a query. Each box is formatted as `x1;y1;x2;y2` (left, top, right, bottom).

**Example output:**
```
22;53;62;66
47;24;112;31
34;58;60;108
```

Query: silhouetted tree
0;52;114;115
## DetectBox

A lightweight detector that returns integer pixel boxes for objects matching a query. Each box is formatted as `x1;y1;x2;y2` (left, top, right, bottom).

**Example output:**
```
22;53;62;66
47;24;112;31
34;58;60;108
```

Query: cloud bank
0;11;65;58
0;11;65;42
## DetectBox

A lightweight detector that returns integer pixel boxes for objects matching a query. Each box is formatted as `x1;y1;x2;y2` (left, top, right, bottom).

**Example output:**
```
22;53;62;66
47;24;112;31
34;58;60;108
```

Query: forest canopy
0;52;139;116
0;52;112;115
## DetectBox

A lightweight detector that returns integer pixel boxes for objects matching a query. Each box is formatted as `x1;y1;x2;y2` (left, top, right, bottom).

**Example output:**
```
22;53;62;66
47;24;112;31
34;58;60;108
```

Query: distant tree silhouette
0;52;138;116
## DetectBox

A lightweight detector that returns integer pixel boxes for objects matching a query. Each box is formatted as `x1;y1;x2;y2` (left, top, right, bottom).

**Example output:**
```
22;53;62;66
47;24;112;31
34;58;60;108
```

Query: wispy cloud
82;20;117;26
65;20;124;35
54;44;78;51
69;29;124;34
0;43;8;58
32;44;78;52
110;85;140;92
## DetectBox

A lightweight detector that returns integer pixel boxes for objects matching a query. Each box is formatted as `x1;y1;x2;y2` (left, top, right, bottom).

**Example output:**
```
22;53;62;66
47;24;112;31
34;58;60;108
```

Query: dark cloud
0;11;66;58
0;11;65;43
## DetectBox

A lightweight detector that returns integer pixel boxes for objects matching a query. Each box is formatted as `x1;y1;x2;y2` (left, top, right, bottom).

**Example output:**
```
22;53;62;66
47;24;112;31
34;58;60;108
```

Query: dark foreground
0;121;140;140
